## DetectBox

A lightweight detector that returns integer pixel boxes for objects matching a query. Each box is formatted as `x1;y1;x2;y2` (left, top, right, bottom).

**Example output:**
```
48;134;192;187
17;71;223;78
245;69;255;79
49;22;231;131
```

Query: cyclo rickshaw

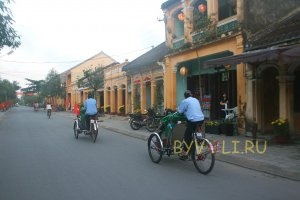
147;112;215;174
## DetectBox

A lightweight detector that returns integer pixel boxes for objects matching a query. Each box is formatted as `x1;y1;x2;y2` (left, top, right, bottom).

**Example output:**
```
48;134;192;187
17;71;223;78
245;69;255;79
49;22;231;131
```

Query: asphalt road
0;106;299;200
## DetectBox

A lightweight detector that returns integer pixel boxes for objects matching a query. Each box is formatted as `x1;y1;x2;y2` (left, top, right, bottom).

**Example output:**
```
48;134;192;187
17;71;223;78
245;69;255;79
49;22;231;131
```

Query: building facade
65;51;117;110
161;0;245;125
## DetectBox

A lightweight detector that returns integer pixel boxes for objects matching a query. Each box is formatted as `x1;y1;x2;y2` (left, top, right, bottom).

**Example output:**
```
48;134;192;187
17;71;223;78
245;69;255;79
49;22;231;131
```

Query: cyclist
177;90;204;159
84;92;98;130
46;103;52;116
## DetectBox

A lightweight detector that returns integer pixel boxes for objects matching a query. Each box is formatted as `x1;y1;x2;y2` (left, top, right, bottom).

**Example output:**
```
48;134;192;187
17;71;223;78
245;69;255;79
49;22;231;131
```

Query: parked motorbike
129;111;147;130
146;108;177;131
129;108;177;131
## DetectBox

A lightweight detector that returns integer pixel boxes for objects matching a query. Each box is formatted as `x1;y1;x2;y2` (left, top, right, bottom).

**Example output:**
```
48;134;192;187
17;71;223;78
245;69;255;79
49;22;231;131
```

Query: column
286;76;295;135
110;89;116;114
131;78;135;112
117;88;123;113
255;78;263;130
151;80;157;108
140;82;146;113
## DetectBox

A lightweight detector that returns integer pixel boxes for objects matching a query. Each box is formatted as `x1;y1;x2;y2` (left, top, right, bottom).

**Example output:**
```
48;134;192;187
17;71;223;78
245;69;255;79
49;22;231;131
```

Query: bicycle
47;109;51;119
73;115;99;143
147;112;215;174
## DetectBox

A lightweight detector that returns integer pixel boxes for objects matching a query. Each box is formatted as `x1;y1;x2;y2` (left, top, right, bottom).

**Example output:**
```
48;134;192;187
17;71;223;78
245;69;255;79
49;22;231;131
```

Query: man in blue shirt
177;90;204;159
84;92;98;130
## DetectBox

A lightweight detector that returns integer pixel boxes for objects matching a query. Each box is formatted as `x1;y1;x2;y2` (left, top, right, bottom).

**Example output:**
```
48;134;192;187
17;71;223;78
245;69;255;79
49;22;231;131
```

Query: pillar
117;88;123;113
151;80;157;108
141;82;146;113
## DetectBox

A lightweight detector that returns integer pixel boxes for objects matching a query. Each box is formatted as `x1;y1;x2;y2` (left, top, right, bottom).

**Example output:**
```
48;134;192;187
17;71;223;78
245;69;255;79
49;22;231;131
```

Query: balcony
172;37;185;49
216;16;238;36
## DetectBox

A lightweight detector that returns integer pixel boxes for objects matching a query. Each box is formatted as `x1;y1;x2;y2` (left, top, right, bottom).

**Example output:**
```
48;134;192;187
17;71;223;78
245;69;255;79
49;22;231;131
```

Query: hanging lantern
177;12;184;21
180;66;188;76
198;4;207;14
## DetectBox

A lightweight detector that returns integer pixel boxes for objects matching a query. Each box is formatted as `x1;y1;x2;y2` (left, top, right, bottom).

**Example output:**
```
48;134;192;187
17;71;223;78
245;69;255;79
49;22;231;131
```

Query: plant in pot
271;118;289;144
105;105;110;114
118;105;125;115
205;121;220;134
219;119;234;136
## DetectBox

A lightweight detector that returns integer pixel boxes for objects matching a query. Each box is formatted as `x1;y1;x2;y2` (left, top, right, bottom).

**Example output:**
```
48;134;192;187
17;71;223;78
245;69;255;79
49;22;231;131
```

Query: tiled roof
122;42;170;72
247;8;300;50
161;0;180;10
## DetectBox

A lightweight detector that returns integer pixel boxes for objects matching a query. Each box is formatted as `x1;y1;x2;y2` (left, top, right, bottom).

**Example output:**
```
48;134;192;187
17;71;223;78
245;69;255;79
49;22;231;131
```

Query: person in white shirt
46;103;52;116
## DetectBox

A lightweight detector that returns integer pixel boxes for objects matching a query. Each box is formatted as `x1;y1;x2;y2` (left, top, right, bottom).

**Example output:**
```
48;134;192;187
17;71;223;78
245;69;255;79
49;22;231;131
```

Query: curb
101;125;300;181
216;154;300;181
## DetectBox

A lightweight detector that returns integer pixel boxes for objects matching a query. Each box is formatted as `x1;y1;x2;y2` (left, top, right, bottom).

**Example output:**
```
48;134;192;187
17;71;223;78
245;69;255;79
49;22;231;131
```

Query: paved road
0;107;299;200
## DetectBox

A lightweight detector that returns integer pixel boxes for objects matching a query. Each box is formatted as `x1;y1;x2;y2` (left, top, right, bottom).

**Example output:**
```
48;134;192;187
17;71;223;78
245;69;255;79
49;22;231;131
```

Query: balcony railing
172;37;185;49
216;16;238;36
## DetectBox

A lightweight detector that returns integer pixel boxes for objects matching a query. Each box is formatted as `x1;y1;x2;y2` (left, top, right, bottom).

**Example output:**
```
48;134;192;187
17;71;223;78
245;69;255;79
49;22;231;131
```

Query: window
218;0;236;21
174;10;184;38
193;0;208;31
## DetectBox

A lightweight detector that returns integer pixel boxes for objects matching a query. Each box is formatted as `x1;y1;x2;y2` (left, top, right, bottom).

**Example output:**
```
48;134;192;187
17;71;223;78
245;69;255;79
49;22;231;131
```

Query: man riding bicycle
84;92;98;130
177;90;204;159
46;103;52;116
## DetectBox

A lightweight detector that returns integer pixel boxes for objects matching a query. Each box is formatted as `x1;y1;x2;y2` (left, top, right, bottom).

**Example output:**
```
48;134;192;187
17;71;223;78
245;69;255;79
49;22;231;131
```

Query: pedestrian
219;92;228;119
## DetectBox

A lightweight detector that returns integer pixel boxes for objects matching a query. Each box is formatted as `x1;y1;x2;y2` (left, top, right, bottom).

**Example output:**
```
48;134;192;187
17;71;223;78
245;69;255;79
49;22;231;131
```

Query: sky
0;0;166;88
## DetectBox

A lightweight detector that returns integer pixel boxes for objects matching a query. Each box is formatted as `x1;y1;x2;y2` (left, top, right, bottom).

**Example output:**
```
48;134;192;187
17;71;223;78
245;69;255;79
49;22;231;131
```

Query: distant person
220;93;229;119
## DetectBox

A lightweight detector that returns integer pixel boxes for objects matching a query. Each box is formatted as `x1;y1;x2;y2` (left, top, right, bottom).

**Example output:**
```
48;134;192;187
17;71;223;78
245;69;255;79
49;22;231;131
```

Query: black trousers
183;120;204;152
85;114;97;130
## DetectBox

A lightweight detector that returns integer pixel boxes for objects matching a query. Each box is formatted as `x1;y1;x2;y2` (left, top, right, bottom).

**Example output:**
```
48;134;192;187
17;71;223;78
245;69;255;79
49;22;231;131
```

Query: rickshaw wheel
191;139;215;174
73;122;79;139
148;133;163;163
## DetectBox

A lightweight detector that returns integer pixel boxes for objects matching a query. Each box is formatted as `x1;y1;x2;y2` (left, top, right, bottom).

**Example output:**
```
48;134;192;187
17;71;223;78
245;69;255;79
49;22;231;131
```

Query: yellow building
66;51;117;110
161;0;245;125
122;42;169;114
104;60;129;114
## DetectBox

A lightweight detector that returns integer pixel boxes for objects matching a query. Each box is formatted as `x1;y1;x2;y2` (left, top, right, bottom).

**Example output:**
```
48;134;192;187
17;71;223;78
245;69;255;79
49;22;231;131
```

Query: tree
0;0;21;51
77;67;104;97
41;68;64;100
21;78;45;94
0;78;20;102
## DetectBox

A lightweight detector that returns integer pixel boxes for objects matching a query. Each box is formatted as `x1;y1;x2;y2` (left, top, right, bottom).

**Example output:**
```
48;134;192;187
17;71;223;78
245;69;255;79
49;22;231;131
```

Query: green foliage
271;119;289;136
0;78;19;102
193;13;217;42
206;121;220;127
0;0;21;50
77;67;104;97
21;78;45;94
41;68;64;98
118;105;125;113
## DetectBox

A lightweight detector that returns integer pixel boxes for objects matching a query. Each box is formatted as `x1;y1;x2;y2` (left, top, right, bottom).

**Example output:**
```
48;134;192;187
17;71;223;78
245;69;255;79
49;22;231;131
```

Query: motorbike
129;108;176;132
129;111;147;130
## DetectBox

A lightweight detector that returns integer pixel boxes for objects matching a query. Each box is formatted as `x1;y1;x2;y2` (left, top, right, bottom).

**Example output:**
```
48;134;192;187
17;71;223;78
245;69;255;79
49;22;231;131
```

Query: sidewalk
95;114;300;181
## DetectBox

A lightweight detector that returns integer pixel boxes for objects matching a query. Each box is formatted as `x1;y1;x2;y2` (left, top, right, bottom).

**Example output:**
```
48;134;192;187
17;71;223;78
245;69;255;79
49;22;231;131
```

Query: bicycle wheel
191;139;215;174
73;122;79;139
47;111;51;119
146;118;158;132
130;119;142;130
148;133;163;163
90;123;98;143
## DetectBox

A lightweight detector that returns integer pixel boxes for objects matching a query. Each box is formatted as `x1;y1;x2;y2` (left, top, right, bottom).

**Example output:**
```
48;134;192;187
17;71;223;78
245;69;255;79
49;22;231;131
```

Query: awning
204;45;299;68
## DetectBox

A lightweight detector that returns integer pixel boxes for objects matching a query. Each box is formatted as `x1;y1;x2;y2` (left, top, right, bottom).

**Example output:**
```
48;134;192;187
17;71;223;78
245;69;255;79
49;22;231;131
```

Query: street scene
1;0;300;199
0;107;299;200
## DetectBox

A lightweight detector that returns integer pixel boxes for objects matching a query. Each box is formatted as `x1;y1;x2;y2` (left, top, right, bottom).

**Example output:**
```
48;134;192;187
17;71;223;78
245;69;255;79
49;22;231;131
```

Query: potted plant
118;105;125;115
105;105;110;114
219;119;234;136
271;118;290;144
205;121;220;134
